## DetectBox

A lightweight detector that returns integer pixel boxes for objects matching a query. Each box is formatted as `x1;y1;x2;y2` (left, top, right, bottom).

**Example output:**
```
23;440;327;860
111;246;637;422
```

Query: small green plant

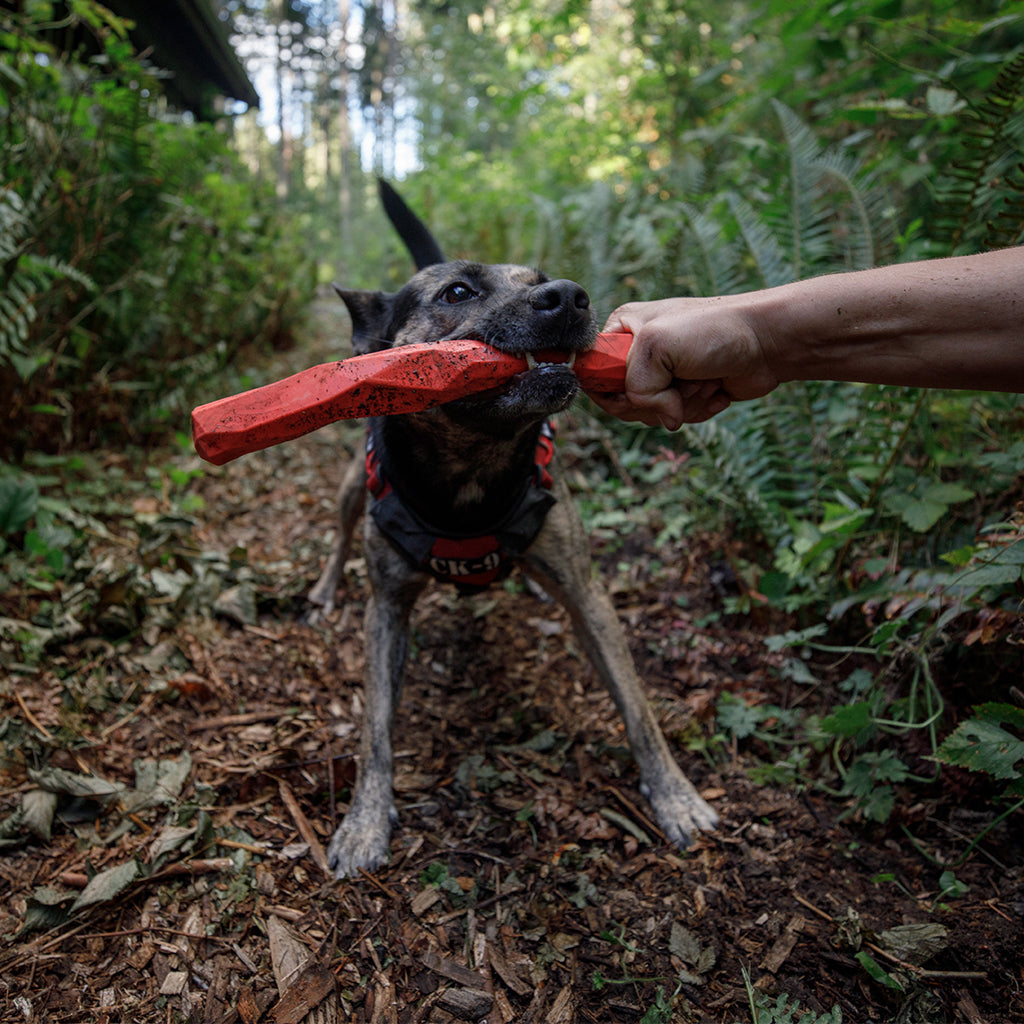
0;466;78;590
733;968;842;1024
417;862;479;907
928;702;1024;860
853;951;903;993
639;985;673;1024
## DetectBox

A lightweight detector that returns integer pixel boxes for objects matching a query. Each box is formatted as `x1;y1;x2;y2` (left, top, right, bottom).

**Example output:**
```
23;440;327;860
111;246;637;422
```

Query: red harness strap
366;422;556;591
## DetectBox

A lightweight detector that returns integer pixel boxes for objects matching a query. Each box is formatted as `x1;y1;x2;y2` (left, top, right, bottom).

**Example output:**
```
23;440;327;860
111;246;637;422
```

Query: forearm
758;249;1024;392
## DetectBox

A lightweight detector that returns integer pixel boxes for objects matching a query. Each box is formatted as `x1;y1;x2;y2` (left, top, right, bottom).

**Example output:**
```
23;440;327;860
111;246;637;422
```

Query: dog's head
336;260;596;425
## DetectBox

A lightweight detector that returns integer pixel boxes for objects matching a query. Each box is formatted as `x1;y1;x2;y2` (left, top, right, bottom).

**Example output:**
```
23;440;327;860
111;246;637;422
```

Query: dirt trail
1;301;1021;1023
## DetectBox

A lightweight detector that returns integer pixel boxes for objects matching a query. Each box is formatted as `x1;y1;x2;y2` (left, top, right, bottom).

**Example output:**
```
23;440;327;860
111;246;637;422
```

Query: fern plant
936;48;1024;253
0;178;95;382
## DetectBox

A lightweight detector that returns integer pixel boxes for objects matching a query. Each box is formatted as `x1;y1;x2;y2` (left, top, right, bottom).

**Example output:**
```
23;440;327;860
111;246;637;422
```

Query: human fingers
588;390;680;429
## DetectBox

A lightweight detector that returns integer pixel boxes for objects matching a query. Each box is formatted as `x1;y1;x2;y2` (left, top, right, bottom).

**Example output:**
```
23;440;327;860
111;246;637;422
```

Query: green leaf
921;480;974;504
22;886;76;933
940;544;978;568
953;563;1023;590
990;542;1024;565
882;492;946;533
716;694;764;740
882;480;974;533
764;624;828;652
935;703;1024;782
857;784;895;823
821;702;872;739
855;951;904;991
0;476;38;534
123;753;192;813
71;859;141;913
758;570;791;604
26;766;124;801
938;870;969;900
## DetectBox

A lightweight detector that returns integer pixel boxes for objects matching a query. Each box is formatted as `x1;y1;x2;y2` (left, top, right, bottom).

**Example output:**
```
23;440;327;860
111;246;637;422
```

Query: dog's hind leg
520;488;718;848
306;453;366;623
327;532;428;878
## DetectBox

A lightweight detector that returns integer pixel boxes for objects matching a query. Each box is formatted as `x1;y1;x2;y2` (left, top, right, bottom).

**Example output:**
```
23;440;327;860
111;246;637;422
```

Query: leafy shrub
0;2;315;456
554;69;1024;834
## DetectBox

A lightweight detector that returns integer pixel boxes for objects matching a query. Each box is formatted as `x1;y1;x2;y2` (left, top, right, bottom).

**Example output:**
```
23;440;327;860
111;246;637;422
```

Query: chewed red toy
191;331;631;465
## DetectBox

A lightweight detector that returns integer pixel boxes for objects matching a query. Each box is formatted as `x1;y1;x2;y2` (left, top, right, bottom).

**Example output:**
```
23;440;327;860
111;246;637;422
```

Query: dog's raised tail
378;178;446;270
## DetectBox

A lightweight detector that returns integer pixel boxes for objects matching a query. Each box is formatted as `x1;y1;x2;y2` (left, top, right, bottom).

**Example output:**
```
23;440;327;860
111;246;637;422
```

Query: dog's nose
529;280;591;325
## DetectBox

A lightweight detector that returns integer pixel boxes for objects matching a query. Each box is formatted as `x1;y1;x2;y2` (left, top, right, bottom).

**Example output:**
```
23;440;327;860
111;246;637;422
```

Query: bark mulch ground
2;303;1022;1023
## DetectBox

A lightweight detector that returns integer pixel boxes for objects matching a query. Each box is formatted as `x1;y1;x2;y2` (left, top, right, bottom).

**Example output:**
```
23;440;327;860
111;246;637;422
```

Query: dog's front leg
522;490;718;848
327;532;426;878
306;453;367;624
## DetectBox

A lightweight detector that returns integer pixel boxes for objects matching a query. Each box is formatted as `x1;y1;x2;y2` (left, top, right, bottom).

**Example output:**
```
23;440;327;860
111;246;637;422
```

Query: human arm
592;248;1024;429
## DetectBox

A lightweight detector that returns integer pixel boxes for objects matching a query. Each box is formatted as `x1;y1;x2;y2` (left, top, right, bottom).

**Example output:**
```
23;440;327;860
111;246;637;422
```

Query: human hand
590;296;780;429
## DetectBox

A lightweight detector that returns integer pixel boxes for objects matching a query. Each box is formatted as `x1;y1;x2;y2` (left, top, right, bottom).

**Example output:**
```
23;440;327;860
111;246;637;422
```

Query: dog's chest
365;422;558;591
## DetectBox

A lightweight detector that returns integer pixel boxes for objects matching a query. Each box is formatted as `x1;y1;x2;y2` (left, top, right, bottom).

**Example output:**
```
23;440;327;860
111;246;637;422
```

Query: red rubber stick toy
191;332;632;466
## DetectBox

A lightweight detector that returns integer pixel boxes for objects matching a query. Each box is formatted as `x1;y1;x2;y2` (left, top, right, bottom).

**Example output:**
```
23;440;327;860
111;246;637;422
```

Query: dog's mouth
441;345;582;423
524;351;577;371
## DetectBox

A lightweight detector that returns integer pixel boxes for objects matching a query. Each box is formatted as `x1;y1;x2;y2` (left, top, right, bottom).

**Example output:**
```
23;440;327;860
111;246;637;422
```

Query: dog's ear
334;285;395;355
378;178;446;270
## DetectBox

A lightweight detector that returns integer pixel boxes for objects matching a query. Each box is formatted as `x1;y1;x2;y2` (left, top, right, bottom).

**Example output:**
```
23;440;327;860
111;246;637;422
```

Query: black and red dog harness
366;422;557;591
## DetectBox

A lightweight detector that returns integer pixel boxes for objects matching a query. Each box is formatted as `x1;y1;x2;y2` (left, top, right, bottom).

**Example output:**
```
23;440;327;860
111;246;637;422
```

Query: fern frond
677;201;744;296
1;178;95;371
772;99;832;275
935;49;1024;254
726;191;794;288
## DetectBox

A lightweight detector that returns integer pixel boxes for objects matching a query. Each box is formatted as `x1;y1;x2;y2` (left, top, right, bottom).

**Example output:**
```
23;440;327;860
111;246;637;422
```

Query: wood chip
410;886;443;916
436;986;493;1021
368;974;397;1024
486;944;531;996
492;989;517;1024
419;951;488;990
159;970;188;996
547;986;575;1024
759;914;805;973
270;962;337;1024
278;780;331;878
237;987;261;1024
267;916;315;992
957;990;986;1024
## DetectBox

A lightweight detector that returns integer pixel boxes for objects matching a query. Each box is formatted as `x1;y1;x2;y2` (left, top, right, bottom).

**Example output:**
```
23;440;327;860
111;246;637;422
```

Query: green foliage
0;462;78;585
935;703;1024;796
0;474;38;537
854;951;904;992
0;2;315;455
935;49;1024;253
734;967;843;1024
0;178;96;382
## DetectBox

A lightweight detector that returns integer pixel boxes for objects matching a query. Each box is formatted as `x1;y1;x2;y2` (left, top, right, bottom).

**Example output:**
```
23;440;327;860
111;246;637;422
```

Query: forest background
3;0;1024;978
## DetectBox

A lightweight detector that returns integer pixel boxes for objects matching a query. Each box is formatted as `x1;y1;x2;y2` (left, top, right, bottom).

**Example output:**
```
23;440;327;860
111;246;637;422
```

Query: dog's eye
439;282;477;304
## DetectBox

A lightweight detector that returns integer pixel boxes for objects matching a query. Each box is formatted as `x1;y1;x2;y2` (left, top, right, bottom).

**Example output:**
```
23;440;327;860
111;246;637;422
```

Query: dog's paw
643;781;719;849
326;807;394;879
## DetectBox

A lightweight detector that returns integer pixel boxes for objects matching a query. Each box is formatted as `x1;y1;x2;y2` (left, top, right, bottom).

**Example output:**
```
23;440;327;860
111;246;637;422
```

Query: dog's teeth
567;352;576;370
526;352;538;369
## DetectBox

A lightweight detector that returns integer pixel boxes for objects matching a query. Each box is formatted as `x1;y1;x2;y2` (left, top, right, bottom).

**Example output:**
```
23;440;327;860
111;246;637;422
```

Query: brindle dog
310;182;717;878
